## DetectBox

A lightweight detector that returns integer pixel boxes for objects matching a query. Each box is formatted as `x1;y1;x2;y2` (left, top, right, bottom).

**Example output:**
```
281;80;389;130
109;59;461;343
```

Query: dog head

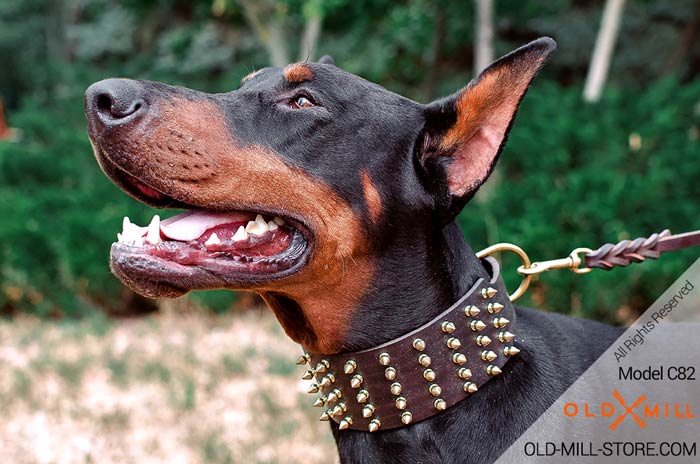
85;38;555;352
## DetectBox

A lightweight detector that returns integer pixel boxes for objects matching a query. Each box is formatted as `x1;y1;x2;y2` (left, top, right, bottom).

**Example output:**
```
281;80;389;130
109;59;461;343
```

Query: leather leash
479;229;700;302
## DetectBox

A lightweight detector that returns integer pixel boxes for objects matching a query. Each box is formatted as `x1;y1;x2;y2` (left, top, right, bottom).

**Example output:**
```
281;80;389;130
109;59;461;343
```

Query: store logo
563;390;696;430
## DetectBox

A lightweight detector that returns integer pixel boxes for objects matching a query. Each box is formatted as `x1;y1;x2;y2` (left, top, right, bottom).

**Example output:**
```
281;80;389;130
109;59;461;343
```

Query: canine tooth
146;215;161;244
205;233;221;246
273;217;285;226
255;214;267;228
117;233;123;243
267;221;279;231
123;216;131;232
232;226;249;242
245;220;267;236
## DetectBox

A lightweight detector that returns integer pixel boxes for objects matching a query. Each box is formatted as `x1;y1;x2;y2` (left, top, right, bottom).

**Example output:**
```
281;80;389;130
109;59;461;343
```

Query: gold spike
504;346;521;356
301;369;315;380
481;350;497;362
464;305;481;317
451;353;467;365
338;417;353;430
493;317;510;329
498;331;515;343
331;405;344;416
343;360;357;375
487;302;504;314
319;410;331;421
356;390;369;403
463;382;478;393
368;418;381;432
440;321;456;333
401;411;413;425
390;382;402;395
429;384;442;397
481;287;498;299
315;362;327;374
446;337;461;350
457;368;472;379
470;320;486;332
487;365;502;376
434;399;447;411
395;396;407;410
350;374;363;388
384;367;397;381
327;389;341;403
412;338;426;351
418;354;431;367
307;383;320;394
362;404;375;418
378;352;391;366
423;368;436;382
319;374;335;388
296;353;310;365
313;397;326;407
476;335;492;347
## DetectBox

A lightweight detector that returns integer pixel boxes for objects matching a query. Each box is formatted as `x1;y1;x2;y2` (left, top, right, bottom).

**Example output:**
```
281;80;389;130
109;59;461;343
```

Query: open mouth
105;159;311;296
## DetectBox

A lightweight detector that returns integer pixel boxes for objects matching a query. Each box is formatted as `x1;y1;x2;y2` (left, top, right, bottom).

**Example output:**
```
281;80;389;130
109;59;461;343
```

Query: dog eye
290;96;314;109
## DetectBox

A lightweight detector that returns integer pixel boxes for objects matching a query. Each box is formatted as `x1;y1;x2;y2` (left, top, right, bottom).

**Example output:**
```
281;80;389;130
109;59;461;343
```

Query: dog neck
302;252;515;431
341;220;491;352
261;220;490;354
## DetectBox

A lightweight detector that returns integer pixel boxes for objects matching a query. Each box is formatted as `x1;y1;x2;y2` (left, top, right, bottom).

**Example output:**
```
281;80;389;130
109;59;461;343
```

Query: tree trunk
298;0;323;61
423;2;446;101
583;0;626;103
238;0;290;67
474;0;494;76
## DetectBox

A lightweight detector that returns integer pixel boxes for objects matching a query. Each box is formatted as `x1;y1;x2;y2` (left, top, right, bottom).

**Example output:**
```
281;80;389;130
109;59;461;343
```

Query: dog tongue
160;211;252;241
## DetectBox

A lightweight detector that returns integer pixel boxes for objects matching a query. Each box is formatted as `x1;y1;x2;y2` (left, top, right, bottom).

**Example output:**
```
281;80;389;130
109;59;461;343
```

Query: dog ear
419;38;556;220
318;55;335;65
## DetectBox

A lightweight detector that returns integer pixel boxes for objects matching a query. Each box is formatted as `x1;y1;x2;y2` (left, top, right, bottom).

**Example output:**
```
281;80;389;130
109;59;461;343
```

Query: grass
0;309;337;463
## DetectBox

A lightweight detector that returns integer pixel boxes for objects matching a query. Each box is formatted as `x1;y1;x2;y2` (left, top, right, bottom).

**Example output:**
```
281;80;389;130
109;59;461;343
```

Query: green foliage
459;78;700;321
0;0;698;321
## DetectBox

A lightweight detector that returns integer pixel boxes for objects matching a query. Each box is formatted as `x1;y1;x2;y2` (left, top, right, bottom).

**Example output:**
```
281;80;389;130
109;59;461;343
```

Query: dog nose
85;79;146;126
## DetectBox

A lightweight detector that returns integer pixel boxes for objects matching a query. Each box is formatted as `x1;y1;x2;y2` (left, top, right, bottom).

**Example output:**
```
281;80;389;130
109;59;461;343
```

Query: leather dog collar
297;257;518;432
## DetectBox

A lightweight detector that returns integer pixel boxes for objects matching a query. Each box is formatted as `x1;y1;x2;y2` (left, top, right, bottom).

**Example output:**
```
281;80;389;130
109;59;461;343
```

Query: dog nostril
97;94;113;114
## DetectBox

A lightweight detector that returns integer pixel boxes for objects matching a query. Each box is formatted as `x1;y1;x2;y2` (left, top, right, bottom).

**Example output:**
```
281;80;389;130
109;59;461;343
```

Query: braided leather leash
478;229;700;302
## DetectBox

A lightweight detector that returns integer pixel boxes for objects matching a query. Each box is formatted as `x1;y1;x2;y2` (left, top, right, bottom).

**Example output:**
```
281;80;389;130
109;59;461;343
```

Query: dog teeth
146;215;161;244
273;217;285;226
267;221;279;231
245;219;268;236
232;226;249;242
118;216;148;246
205;232;221;246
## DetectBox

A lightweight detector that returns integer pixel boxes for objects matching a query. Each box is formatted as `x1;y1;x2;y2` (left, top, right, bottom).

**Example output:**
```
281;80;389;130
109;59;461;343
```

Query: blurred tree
584;0;626;102
474;0;494;75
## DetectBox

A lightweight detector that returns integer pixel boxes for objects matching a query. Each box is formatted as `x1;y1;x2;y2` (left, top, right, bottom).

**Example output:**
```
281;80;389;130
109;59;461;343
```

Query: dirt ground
0;308;338;464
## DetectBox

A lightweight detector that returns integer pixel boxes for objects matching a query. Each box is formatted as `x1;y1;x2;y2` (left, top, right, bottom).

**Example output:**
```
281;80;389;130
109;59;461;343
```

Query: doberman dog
85;37;623;463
